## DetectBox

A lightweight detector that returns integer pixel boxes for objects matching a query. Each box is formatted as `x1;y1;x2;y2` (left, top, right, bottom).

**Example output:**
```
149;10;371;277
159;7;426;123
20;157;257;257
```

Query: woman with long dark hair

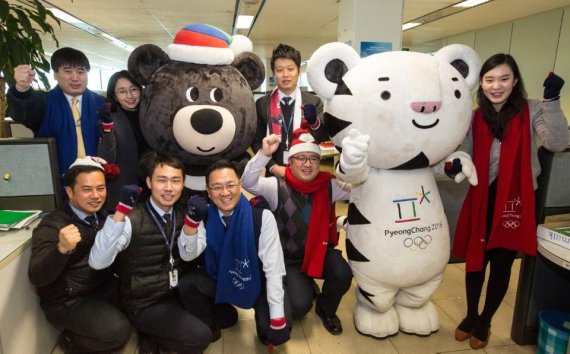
452;54;568;349
99;70;149;212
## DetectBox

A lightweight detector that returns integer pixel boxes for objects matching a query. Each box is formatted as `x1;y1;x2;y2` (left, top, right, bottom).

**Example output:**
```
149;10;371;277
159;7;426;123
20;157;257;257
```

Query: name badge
169;269;178;288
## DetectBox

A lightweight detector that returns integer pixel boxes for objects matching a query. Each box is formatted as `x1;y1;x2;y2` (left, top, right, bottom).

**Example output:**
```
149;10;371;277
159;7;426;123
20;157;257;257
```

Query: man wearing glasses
242;126;352;336
176;159;291;347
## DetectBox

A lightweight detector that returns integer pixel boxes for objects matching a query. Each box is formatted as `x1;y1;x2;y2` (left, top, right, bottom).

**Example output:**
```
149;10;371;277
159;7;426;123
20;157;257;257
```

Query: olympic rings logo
502;220;520;229
403;235;432;251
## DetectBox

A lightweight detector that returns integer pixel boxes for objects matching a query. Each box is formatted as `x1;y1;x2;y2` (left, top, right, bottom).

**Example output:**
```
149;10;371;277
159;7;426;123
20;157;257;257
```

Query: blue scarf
38;86;104;174
205;195;261;308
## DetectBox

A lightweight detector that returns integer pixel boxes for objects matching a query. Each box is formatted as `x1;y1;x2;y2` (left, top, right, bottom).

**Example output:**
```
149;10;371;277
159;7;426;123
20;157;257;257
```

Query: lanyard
145;200;177;256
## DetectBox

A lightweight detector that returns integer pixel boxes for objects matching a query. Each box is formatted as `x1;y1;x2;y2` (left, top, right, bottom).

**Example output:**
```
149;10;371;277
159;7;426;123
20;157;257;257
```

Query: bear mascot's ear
232;52;265;90
434;44;481;91
230;34;265;90
128;44;170;86
307;42;360;99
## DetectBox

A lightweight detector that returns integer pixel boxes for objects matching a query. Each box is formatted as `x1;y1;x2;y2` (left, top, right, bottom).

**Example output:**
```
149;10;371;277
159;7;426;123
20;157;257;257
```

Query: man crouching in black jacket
28;156;131;353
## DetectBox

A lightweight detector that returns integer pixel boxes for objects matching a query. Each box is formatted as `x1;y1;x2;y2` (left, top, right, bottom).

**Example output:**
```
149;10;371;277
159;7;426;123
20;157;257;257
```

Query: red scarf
269;89;283;136
285;167;337;277
453;102;536;272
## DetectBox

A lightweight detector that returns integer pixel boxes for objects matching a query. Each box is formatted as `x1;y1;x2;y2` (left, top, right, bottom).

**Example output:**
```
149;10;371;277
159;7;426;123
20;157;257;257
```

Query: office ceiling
9;0;570;71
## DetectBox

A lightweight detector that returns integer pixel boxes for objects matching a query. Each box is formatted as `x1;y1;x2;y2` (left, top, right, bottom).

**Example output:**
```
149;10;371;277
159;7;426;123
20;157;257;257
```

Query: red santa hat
288;125;321;158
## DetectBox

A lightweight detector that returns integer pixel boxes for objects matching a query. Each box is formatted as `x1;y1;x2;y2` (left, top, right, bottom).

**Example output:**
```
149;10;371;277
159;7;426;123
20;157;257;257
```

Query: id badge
169;268;178;288
282;150;290;163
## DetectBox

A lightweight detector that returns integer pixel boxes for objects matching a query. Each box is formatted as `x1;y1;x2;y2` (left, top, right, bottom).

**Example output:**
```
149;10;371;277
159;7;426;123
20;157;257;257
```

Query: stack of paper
0;210;42;231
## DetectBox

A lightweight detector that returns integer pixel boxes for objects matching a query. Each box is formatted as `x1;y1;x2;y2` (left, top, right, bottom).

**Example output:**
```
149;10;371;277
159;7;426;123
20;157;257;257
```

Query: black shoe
315;305;343;335
137;332;159;354
57;332;74;353
210;324;222;343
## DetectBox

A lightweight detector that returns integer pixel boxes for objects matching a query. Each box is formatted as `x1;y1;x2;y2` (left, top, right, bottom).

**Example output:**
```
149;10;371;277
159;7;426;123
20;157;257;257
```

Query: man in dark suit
251;44;328;177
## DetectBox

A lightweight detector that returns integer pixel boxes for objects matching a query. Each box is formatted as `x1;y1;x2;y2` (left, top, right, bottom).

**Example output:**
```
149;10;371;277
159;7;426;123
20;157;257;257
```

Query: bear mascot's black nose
190;108;223;135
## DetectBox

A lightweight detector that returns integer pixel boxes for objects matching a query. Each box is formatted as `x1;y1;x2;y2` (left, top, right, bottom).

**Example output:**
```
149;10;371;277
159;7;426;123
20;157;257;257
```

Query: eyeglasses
208;182;239;194
290;156;321;164
115;87;140;97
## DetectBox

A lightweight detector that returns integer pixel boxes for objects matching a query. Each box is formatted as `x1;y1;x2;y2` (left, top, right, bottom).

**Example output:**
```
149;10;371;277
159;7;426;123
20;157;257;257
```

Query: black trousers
127;292;212;354
178;268;293;339
43;284;131;353
285;247;352;319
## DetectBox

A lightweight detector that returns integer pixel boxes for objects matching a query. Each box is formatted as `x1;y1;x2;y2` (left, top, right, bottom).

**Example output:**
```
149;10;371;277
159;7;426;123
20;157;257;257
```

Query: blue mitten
116;185;142;215
303;104;319;128
185;195;208;228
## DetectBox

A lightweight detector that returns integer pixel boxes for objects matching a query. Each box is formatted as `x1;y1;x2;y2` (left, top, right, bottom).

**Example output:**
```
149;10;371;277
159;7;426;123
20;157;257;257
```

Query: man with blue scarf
178;159;291;347
7;47;113;176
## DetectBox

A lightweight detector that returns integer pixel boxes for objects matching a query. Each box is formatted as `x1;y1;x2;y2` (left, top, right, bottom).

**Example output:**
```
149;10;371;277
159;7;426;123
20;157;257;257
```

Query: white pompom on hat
167;23;236;65
288;126;321;159
69;156;106;171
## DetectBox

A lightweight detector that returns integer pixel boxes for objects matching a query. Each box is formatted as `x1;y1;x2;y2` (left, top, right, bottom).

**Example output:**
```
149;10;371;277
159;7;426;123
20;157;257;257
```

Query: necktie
84;214;97;229
71;97;86;158
163;214;173;241
221;215;232;229
282;96;292;106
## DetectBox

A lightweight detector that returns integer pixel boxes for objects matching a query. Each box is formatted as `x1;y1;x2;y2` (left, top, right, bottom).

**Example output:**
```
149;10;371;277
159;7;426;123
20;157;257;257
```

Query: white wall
430;6;570;123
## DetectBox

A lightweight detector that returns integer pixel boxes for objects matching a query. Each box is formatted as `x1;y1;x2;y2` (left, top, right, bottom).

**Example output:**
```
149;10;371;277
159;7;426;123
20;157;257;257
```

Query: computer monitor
0;137;62;211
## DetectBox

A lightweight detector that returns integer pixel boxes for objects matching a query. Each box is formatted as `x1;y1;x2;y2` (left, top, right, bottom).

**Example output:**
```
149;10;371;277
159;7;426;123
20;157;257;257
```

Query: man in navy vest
89;152;213;353
178;159;291;347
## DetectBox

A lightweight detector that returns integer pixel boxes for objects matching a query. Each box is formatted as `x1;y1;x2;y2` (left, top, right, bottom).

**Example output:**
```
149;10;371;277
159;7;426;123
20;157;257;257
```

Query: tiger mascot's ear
307;42;360;100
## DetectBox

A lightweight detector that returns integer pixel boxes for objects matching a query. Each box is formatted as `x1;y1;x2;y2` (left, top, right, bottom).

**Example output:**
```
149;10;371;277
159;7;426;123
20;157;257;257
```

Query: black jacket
28;204;110;306
252;91;328;170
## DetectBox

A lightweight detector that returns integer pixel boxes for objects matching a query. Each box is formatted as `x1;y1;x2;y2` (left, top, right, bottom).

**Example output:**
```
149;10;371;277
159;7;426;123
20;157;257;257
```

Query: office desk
511;223;570;345
0;220;59;354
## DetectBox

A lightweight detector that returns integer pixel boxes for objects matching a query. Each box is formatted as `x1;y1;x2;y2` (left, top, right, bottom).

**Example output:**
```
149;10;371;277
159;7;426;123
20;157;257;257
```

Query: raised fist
115;185;142;215
302;104;319;127
262;134;281;157
99;102;114;133
543;72;564;100
185;195;209;228
13;64;36;92
340;129;370;168
58;224;81;254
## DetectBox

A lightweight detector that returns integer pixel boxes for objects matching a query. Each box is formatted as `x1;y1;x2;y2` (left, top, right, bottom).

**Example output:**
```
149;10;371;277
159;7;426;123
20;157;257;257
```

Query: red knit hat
288;126;321;158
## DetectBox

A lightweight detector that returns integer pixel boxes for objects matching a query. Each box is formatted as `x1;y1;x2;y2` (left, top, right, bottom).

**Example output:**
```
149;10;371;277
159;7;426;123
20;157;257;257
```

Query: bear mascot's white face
308;44;480;168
